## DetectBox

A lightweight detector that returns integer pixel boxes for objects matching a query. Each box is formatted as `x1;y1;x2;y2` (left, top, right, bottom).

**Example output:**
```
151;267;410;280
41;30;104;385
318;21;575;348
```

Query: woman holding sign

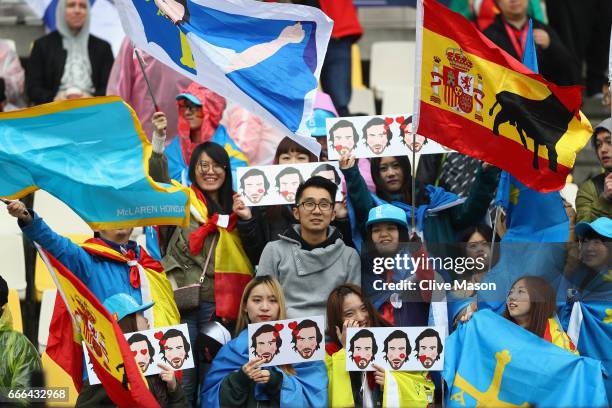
325;284;435;407
201;276;328;407
150;115;253;404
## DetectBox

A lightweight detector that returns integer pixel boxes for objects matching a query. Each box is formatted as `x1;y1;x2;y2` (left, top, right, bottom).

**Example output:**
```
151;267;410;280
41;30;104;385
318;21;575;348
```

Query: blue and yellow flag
444;310;608;407
0;97;191;229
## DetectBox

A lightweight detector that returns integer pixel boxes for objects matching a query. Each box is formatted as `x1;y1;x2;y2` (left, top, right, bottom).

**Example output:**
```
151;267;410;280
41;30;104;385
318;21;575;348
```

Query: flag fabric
0;97;191;229
413;0;592;192
114;0;331;156
566;301;612;400
38;246;160;408
444;310;608;408
79;239;181;328
24;0;125;55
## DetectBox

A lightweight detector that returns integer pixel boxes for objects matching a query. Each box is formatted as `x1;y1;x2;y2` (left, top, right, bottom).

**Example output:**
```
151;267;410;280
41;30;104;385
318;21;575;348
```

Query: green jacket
576;176;612;223
0;306;42;405
148;152;217;302
342;165;499;244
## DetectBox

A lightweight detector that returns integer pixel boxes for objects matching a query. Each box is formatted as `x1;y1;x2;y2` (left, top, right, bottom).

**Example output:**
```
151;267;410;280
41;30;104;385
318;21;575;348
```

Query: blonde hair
235;276;295;375
235;276;288;335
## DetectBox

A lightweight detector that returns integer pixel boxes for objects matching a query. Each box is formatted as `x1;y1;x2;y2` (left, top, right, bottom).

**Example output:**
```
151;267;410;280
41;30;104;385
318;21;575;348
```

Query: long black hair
370;156;426;205
188;142;234;214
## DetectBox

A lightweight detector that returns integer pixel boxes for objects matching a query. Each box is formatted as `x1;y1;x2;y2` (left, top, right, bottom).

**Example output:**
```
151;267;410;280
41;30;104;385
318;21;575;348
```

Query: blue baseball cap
103;293;154;322
575;217;612;239
366;204;408;229
306;108;337;137
175;93;202;106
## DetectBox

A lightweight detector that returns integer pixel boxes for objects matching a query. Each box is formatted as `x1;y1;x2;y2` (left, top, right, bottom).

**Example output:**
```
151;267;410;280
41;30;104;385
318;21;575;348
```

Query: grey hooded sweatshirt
257;225;361;318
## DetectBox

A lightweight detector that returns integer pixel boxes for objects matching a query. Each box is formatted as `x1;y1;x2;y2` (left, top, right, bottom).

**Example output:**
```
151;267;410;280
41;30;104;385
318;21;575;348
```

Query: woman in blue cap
76;293;187;407
361;204;432;327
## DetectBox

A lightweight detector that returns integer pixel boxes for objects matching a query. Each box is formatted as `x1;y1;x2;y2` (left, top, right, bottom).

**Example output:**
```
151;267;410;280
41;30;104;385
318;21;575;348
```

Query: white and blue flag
114;0;332;155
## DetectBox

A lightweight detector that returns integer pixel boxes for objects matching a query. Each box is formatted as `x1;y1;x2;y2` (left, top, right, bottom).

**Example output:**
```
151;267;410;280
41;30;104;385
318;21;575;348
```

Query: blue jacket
20;213;143;305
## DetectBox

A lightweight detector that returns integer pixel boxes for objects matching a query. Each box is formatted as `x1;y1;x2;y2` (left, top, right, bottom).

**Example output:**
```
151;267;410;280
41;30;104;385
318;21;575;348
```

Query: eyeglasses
180;102;202;112
298;200;333;212
198;161;225;173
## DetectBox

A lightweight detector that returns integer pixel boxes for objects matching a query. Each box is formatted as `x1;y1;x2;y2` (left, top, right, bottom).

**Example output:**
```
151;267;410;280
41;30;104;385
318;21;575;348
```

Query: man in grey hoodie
257;176;361;318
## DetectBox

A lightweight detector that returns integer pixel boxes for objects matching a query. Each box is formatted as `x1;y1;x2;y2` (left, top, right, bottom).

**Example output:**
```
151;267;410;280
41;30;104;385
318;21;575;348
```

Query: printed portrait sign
247;316;325;367
85;323;195;384
326;114;451;160
236;163;343;207
345;326;446;372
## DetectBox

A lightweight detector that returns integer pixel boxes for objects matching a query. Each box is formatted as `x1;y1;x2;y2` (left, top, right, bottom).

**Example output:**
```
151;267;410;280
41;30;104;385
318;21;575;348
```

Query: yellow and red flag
413;0;592;192
39;246;160;408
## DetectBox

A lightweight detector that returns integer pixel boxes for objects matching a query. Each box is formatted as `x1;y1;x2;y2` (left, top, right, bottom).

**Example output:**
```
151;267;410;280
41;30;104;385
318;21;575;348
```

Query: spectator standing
483;0;579;86
576;118;612;222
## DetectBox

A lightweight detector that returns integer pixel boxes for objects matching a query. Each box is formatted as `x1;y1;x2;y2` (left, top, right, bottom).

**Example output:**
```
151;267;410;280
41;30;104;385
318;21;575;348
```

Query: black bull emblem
489;91;575;172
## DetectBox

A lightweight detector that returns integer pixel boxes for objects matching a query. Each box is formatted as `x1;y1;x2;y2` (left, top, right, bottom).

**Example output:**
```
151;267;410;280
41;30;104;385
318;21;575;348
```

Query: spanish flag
38;246;159;408
414;0;592;192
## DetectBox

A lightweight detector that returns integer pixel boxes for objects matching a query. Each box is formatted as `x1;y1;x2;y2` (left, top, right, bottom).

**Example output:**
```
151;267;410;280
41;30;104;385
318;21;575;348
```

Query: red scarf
188;186;237;255
503;17;529;60
81;238;164;289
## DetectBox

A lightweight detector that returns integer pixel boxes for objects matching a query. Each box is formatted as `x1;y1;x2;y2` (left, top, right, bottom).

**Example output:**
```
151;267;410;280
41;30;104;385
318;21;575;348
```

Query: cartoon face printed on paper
128;333;155;373
311;164;341;187
251;324;282;363
329;120;359;156
362;118;393;155
240;168;270;204
157;329;191;369
289;319;323;359
349;329;377;369
383;330;411;370
415;328;443;369
398;116;428;153
275;167;304;203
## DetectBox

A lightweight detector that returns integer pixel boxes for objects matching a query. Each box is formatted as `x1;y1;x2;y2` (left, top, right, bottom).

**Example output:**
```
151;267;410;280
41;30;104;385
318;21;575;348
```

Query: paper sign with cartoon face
85;323;195;384
236;163;343;206
326;114;451;160
345;326;445;371
247;316;325;366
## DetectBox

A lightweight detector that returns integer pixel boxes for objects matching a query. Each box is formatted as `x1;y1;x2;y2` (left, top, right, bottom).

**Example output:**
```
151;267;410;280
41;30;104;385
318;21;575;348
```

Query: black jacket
483;15;579;86
26;31;114;105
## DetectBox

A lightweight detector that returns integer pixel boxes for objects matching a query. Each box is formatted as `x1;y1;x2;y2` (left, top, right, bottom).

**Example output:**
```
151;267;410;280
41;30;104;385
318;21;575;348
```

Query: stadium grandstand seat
0;233;26;300
37;288;56;353
7;288;22;333
370;41;416;101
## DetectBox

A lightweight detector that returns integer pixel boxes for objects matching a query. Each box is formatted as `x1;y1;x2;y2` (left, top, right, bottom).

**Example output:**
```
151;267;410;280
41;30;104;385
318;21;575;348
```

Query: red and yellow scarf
187;186;253;320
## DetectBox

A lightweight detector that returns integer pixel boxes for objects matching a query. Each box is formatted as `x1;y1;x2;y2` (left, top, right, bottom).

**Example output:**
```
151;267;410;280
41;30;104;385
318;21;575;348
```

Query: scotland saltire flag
0;97;191;229
567;301;612;402
24;0;124;55
114;0;332;156
444;310;608;407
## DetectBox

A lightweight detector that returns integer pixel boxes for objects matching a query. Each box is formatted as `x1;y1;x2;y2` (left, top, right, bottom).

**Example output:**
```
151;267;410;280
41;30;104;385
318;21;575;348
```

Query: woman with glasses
151;82;248;185
149;109;253;405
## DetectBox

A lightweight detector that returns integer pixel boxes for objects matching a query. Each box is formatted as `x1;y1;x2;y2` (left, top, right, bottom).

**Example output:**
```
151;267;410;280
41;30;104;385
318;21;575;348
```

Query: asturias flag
114;0;332;156
38;246;160;408
0;97;191;229
413;0;592;192
444;310;608;407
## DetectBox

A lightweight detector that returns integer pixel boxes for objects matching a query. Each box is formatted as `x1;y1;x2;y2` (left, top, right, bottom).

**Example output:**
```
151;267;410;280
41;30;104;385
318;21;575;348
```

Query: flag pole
489;204;500;271
133;48;160;112
411;130;417;232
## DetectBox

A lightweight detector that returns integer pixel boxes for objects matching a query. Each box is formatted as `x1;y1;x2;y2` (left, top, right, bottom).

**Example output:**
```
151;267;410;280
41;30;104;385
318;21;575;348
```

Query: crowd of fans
0;0;610;407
